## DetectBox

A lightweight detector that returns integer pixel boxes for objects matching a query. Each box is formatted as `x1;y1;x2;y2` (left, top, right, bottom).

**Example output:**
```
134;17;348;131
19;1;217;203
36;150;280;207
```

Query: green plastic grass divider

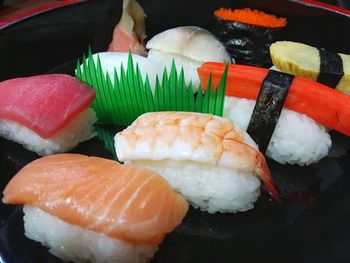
76;51;228;126
76;50;228;157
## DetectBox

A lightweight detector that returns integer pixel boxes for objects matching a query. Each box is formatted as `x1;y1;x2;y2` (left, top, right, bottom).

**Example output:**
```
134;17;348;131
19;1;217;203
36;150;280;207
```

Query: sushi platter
1;0;350;262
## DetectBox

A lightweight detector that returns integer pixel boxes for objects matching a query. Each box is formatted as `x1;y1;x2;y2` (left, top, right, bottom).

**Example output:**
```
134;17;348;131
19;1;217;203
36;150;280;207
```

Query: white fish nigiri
90;52;164;90
146;26;232;91
115;112;280;214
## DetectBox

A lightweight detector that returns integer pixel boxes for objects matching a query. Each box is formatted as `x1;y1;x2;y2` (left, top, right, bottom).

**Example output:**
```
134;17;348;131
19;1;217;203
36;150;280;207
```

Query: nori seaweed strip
317;48;344;88
247;70;294;153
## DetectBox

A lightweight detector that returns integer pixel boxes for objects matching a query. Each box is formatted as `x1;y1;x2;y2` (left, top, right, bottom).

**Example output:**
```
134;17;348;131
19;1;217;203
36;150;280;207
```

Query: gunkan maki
213;8;287;67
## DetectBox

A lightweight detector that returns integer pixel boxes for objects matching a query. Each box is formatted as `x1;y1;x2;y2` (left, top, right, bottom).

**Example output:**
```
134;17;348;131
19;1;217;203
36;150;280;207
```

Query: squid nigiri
115;112;280;214
0;74;97;156
2;154;188;263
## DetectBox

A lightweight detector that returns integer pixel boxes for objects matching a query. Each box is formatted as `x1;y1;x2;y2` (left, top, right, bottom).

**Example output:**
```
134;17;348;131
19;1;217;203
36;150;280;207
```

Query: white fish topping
146;26;232;91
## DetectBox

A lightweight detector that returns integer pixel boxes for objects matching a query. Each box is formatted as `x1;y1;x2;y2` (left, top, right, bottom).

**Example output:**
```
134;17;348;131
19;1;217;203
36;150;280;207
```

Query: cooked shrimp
115;112;280;211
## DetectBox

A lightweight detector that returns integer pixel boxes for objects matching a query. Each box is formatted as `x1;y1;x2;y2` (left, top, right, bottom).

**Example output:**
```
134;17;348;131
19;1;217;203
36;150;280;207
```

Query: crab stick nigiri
197;63;350;165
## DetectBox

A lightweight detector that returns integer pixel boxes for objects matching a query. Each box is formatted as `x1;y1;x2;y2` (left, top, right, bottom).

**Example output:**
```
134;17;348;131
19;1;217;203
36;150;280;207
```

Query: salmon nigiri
2;154;188;263
115;112;280;214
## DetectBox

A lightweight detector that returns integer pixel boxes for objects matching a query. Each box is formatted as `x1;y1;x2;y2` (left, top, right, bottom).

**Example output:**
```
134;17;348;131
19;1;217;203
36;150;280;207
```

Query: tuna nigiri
0;74;97;156
2;154;188;263
115;112;280;214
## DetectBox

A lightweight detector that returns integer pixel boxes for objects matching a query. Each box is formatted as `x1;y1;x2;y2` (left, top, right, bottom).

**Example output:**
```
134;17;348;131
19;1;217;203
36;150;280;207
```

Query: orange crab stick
198;62;350;137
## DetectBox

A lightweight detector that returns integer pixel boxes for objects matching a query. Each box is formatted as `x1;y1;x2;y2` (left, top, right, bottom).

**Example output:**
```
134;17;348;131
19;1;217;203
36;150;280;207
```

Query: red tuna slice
0;74;95;139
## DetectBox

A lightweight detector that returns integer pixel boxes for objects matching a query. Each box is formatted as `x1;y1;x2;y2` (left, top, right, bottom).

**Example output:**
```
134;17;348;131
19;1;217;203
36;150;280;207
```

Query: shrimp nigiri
115;112;280;214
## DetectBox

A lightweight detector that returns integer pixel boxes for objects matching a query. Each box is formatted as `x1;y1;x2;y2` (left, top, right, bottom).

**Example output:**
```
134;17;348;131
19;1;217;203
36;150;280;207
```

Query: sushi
0;74;97;156
89;52;164;88
114;111;280;214
213;8;287;67
2;154;188;263
108;0;147;56
146;26;232;91
270;41;350;94
198;63;350;165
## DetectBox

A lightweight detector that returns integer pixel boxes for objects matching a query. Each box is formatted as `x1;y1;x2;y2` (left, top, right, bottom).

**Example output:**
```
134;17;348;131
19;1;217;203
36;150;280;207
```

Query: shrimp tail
256;153;282;203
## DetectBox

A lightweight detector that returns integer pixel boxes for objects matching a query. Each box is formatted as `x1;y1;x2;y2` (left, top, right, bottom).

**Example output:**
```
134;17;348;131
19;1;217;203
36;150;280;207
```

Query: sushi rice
128;159;260;214
224;97;332;165
23;205;157;263
0;108;97;156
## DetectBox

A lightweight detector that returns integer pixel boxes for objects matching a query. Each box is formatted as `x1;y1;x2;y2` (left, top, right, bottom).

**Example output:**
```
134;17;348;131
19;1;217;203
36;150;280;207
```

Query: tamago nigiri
2;154;188;263
115;112;280;214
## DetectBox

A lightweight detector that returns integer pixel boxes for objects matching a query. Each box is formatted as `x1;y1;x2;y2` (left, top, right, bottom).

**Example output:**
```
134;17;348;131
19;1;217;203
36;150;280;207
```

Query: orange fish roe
214;8;287;28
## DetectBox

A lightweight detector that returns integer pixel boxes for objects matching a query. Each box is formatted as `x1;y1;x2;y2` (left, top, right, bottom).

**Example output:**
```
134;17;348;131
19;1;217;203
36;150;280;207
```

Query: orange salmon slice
2;154;188;245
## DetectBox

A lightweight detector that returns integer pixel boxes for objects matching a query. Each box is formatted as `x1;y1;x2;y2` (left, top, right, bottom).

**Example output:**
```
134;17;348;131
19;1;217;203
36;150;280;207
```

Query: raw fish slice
91;52;164;88
0;74;95;138
146;26;231;63
2;154;188;245
146;26;232;90
115;112;280;202
108;0;147;56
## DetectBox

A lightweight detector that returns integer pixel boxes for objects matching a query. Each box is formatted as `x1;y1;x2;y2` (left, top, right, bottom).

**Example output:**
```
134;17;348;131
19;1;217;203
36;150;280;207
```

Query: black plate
1;0;350;262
